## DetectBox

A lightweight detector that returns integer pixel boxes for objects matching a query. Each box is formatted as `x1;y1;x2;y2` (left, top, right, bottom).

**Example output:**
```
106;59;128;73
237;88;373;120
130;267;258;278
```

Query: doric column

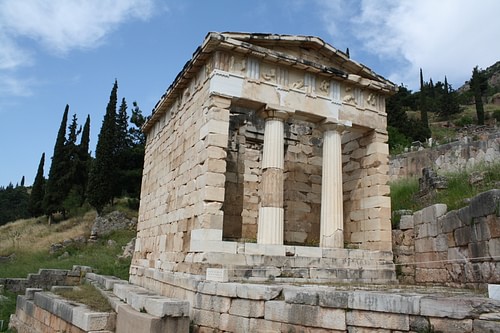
320;122;345;248
257;107;289;245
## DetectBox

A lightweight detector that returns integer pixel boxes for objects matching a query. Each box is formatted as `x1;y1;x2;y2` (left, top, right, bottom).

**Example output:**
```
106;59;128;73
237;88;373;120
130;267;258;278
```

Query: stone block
420;297;479;319
348;291;420;314
206;268;229;282
25;288;43;300
454;227;472;247
441;210;463;233
283;287;319;306
360;196;391;210
488;238;500;258
422;204;448;223
116;303;189;333
249;318;282;332
473;319;500;332
191;229;222;241
469;189;500;218
293;246;322;257
244;243;285;256
229;299;265;317
236;284;282;300
199;119;229;140
72;306;115;331
216;283;238;297
219;313;250;331
144;296;189;317
194;294;231;313
429;318;472;333
318;290;349;308
399;215;414;230
264;301;346;330
346;310;409;330
201;186;225;202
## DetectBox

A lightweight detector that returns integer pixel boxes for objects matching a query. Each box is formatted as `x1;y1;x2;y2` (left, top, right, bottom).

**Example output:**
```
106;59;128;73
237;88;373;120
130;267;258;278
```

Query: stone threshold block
112;277;190;318
22;291;116;331
86;272;129;291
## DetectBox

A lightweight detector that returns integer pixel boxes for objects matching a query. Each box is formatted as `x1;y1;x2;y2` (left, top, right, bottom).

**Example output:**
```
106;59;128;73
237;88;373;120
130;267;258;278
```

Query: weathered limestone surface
129;268;500;333
393;190;500;287
390;132;500;180
132;32;396;283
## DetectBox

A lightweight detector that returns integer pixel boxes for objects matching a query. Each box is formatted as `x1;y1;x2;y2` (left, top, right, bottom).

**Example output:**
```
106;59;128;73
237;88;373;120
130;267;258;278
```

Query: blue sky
1;0;499;186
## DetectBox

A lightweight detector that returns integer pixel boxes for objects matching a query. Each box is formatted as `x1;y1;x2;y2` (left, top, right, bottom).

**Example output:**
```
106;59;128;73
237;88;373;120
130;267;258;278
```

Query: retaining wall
129;267;500;332
393;189;500;287
0;266;90;294
389;131;500;180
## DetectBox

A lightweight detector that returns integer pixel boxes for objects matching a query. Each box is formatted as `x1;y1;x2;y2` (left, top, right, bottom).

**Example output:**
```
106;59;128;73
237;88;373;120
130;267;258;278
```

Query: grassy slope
0;208;135;331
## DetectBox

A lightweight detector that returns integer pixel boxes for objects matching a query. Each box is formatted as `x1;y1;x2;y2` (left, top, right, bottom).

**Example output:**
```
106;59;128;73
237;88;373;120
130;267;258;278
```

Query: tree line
0;80;146;226
386;65;490;151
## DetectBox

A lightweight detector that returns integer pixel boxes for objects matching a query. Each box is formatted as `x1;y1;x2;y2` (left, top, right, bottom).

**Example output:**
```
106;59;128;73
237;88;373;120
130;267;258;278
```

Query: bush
454;115;474;127
493;109;500;122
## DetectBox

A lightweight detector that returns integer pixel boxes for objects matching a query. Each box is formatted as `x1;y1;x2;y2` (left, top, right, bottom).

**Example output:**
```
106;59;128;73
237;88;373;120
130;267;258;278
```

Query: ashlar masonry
130;32;398;284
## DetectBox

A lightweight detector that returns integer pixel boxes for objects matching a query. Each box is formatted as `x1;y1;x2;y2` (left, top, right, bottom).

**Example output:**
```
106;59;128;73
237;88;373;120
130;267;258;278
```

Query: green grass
390;162;500;216
0;229;134;280
0;291;17;332
390;177;420;213
54;283;112;312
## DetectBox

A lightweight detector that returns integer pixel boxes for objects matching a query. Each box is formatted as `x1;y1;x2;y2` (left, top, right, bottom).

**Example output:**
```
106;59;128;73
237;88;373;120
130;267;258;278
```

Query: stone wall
10;288;115;333
0;266;89;294
393;190;500;287
130;268;500;332
390;132;500;180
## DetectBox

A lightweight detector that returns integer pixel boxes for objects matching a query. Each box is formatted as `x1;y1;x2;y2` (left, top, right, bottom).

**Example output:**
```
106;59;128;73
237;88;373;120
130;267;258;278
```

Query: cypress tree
88;80;119;214
470;66;488;125
418;69;431;139
29;153;45;217
76;115;91;205
44;104;70;219
114;97;130;197
438;76;460;120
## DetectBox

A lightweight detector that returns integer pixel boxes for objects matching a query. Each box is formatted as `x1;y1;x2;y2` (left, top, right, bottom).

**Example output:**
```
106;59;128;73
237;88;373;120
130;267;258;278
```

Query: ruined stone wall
0;267;87;294
393;190;500;287
390;132;500;180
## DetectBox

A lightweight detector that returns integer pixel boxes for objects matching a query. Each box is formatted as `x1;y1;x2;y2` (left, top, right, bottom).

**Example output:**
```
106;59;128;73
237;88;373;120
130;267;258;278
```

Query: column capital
320;118;352;133
258;104;292;121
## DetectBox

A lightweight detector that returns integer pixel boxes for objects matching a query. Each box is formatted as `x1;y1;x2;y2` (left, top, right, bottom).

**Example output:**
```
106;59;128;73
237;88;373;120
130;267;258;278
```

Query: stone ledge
107;276;189;318
17;291;116;331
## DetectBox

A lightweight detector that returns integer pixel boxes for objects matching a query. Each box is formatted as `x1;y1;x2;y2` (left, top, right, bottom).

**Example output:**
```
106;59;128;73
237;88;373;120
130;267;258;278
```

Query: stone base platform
129;268;500;332
133;245;397;284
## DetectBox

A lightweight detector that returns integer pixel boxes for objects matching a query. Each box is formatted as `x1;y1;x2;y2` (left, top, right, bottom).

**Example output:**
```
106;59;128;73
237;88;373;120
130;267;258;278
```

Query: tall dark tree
123;101;146;198
64;114;87;210
74;115;91;205
28;153;45;217
470;66;488;125
418;69;431;138
419;69;430;129
87;80;119;214
437;76;460;119
129;101;146;146
44;105;70;219
117;98;130;151
0;184;30;225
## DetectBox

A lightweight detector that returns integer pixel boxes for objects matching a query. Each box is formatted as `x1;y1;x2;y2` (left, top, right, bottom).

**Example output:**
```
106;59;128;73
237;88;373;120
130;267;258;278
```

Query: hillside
458;60;500;97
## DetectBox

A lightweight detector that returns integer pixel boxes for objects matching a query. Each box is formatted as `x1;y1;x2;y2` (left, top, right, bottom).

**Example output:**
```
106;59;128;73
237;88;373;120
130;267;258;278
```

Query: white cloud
0;0;157;55
317;0;500;90
0;0;158;96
